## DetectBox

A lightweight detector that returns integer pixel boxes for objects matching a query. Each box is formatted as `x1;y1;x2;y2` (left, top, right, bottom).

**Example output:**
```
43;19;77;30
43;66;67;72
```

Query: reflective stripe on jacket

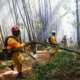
47;35;57;45
7;34;26;51
50;35;57;45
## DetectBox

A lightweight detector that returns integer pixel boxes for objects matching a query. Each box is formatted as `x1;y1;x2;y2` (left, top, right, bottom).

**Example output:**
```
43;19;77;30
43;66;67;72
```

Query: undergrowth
32;49;80;80
0;45;80;79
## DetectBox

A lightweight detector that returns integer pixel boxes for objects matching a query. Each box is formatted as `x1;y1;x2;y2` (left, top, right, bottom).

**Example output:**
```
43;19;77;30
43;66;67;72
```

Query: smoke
0;0;77;45
56;13;77;45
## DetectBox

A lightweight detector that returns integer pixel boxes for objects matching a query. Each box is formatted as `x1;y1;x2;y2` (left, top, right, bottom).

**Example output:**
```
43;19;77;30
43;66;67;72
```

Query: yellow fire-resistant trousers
52;47;57;54
11;52;23;72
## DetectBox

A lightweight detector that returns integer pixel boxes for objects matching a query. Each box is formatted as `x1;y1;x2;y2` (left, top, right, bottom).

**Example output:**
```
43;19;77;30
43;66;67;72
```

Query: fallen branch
33;41;80;54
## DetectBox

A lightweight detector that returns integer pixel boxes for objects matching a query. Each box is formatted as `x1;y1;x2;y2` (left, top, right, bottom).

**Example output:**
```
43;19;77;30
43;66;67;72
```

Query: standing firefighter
47;31;57;56
69;37;73;47
61;35;67;46
7;25;33;78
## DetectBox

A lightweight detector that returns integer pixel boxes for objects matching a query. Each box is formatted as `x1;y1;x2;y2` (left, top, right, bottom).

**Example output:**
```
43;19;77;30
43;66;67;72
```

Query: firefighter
69;37;73;47
7;25;33;78
61;37;64;45
47;31;57;56
64;36;67;44
62;36;67;46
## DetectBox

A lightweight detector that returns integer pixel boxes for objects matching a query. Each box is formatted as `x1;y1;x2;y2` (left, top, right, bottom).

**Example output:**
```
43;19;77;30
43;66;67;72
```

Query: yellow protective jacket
47;35;57;45
7;34;26;50
47;35;57;55
7;34;26;72
50;35;57;45
62;37;64;42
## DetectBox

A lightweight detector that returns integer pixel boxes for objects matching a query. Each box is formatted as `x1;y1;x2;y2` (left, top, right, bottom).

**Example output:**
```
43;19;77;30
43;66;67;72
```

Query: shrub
32;50;80;80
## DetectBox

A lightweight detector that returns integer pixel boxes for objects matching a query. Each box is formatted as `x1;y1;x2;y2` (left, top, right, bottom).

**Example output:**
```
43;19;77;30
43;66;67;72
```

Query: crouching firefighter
4;25;33;78
47;31;57;56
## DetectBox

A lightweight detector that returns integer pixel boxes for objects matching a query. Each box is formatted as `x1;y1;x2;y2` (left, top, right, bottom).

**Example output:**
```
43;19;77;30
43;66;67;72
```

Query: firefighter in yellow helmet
7;25;33;78
47;31;57;56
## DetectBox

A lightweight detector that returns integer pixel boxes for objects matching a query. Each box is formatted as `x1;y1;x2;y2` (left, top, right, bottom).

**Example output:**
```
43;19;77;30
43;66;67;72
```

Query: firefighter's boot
18;72;26;78
8;64;14;70
50;54;55;56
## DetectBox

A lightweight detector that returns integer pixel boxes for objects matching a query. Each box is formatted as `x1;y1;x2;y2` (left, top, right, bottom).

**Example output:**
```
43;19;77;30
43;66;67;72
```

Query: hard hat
11;25;19;31
52;30;56;33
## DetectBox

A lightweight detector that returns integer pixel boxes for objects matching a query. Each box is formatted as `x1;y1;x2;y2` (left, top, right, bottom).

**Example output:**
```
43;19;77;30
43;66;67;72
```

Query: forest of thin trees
0;0;79;45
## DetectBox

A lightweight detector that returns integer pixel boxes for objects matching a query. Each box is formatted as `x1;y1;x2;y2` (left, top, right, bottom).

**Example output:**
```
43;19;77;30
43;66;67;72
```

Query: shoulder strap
4;36;18;48
9;36;18;41
48;36;53;44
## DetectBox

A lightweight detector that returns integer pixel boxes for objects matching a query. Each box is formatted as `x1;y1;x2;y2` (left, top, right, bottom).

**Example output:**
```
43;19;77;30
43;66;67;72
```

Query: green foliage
32;50;80;80
18;23;24;29
25;66;30;69
0;62;6;68
25;71;32;80
37;44;47;50
32;61;56;80
5;60;12;65
22;54;27;59
77;23;80;26
0;46;4;52
47;47;52;53
0;60;12;68
18;23;27;30
34;19;42;29
35;19;38;22
0;46;7;60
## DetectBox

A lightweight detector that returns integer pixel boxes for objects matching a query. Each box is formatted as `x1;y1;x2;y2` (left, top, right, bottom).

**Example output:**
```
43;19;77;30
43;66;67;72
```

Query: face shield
12;30;20;37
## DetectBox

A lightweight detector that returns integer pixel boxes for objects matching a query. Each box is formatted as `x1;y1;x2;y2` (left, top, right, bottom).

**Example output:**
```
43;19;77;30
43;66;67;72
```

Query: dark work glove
25;41;32;46
25;40;36;46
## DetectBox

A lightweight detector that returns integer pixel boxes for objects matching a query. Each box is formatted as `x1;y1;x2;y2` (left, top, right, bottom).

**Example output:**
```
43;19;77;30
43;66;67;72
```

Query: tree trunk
76;0;79;45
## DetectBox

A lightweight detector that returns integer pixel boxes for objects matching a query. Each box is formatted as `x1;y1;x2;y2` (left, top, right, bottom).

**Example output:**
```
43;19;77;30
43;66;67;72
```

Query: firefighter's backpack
2;36;17;59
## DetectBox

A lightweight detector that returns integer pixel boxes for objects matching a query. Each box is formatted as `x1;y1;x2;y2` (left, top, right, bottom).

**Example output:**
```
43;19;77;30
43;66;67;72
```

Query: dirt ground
0;50;50;80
